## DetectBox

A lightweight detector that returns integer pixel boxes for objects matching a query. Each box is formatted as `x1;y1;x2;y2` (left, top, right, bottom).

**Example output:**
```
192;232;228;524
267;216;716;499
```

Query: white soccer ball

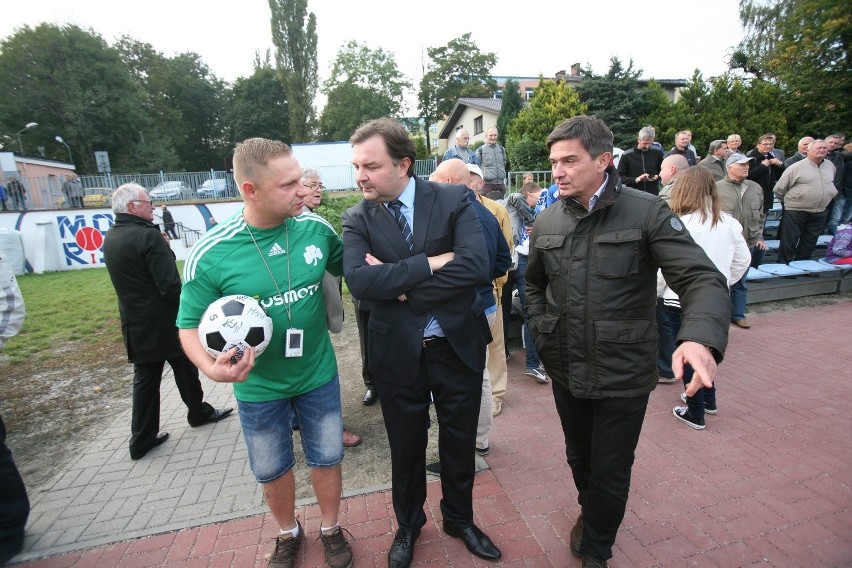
198;295;273;360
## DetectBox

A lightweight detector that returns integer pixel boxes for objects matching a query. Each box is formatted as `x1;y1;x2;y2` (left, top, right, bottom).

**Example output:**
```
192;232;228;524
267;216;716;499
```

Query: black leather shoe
130;431;169;460
190;407;233;427
443;523;501;560
362;387;378;406
388;528;419;568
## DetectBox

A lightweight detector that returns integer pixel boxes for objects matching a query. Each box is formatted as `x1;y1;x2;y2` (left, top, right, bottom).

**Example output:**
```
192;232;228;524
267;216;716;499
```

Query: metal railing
3;159;442;211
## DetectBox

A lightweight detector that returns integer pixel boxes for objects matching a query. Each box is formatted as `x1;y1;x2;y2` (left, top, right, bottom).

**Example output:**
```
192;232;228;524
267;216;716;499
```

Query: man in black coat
343;118;500;567
746;134;785;216
103;184;232;460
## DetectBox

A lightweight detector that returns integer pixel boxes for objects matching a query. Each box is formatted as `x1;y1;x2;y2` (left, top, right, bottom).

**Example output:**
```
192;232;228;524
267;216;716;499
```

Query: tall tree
496;79;523;147
319;84;396;141
322;40;410;116
505;77;588;171
0;24;152;173
575;57;654;149
418;33;497;150
318;40;411;141
227;61;290;148
269;0;318;142
118;38;227;171
730;0;850;136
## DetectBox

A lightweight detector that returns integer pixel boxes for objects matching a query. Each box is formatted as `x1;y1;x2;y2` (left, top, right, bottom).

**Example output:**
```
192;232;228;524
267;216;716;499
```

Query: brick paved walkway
11;301;852;567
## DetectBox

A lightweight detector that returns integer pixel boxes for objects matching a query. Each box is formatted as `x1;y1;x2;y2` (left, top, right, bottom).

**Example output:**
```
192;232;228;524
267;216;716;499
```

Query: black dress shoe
444;523;501;560
388;528;419;568
190;407;233;427
362;387;378;406
130;431;169;461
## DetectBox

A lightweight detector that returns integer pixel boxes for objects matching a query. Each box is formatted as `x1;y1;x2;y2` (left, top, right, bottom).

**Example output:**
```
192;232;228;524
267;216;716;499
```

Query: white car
197;179;231;199
150;181;191;201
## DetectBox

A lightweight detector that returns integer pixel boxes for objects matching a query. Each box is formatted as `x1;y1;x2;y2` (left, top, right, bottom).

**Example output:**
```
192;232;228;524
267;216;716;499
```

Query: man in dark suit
103;184;232;460
343;118;501;567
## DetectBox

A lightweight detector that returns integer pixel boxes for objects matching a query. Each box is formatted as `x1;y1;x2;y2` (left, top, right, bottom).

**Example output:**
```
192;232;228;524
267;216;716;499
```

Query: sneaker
525;367;548;383
658;374;676;384
426;461;441;475
570;514;583;557
319;526;354;568
268;522;304;567
492;400;502;417
582;556;609;568
673;406;705;430
681;393;717;414
476;446;490;457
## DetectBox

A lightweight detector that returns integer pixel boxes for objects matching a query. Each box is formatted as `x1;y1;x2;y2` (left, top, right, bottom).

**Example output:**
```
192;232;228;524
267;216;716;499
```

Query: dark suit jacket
103;213;184;364
342;177;491;384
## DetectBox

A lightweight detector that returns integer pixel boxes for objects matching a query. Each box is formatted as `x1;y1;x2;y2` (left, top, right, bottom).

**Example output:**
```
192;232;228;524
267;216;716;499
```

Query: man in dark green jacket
103;184;232;460
526;116;731;568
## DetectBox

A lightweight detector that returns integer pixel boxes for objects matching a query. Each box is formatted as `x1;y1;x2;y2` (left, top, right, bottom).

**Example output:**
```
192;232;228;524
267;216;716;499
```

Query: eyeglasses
132;199;153;205
304;182;324;190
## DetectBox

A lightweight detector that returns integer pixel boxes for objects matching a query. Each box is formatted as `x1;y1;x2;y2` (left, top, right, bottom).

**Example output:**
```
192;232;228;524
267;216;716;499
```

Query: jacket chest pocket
534;234;566;277
594;229;642;278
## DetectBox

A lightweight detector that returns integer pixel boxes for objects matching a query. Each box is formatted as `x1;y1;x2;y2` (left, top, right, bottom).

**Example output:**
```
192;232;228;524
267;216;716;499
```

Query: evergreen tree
506;77;587;171
576;57;653;149
496;79;523;147
269;0;318;142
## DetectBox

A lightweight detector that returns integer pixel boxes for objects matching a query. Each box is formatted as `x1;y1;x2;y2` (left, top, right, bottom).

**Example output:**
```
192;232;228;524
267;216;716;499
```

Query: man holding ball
177;139;352;568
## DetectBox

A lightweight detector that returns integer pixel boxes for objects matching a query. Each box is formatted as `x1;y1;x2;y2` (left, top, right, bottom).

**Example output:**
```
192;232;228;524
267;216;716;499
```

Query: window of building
525;87;534;100
430;124;438;133
494;89;503;99
473;116;483;135
431;139;439;149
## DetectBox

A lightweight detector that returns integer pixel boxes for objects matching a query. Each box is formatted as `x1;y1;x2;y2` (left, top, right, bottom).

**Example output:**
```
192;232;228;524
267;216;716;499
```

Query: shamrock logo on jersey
304;244;324;266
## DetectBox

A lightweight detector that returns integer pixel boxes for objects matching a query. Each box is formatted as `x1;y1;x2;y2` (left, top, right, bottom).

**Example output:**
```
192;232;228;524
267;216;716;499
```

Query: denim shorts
237;375;344;483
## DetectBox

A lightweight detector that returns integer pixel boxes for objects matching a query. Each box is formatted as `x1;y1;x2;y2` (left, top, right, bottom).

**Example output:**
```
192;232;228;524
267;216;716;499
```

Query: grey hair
708;139;726;154
638;126;656;140
112;183;148;214
301;168;321;182
547;115;613;159
807;139;826;151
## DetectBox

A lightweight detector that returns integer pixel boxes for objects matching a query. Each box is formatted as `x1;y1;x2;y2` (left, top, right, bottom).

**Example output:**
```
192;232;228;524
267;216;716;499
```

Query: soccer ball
198;295;273;360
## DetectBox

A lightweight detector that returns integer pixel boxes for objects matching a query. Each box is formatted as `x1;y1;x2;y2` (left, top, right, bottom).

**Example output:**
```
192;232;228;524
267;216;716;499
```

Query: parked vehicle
150;181;192;201
197;179;231;199
53;187;113;208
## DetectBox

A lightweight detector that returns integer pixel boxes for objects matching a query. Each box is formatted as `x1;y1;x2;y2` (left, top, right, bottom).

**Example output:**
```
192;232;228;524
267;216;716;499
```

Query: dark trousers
778;209;829;264
552;381;649;561
377;341;481;532
0;414;29;564
130;355;212;457
164;224;179;239
354;307;374;388
666;306;715;420
501;268;517;356
655;299;676;379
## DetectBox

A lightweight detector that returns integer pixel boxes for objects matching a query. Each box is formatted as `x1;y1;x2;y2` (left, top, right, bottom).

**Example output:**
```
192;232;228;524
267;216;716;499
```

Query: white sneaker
525;367;548;383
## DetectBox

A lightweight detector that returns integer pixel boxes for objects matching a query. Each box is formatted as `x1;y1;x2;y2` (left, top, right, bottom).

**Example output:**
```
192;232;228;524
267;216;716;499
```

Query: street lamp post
55;135;73;165
16;122;38;153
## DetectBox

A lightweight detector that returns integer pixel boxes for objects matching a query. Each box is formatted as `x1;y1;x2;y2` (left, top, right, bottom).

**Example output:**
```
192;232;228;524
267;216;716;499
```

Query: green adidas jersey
178;210;343;402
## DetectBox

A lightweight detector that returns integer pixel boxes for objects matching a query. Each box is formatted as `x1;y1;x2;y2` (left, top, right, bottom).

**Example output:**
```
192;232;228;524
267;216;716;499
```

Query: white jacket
658;210;751;305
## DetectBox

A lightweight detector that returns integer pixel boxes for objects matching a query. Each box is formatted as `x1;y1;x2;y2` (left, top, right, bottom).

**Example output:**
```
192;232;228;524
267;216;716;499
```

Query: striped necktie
388;199;413;252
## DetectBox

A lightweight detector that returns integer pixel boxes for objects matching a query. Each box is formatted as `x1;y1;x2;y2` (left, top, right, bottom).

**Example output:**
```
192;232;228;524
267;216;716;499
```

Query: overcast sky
3;0;746;114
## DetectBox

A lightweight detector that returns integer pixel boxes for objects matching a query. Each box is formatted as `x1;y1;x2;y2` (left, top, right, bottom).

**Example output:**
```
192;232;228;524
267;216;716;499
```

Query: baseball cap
466;163;484;178
726;153;754;168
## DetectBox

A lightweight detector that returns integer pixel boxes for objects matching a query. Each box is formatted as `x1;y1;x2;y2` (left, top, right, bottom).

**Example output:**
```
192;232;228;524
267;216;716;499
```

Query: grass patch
3;267;124;365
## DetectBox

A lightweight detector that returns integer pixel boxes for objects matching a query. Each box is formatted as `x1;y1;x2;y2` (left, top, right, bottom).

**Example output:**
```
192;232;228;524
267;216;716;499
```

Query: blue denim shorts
237;375;344;483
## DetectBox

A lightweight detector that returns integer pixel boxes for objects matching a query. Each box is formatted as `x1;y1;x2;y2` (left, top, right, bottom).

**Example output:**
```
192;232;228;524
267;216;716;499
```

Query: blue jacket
467;189;511;311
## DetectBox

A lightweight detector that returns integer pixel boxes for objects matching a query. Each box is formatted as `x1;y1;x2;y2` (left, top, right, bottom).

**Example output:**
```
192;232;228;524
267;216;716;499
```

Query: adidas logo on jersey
268;243;285;256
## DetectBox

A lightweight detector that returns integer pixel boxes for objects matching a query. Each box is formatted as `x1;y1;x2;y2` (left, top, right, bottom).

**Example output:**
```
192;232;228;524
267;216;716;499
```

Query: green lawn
4;267;124;365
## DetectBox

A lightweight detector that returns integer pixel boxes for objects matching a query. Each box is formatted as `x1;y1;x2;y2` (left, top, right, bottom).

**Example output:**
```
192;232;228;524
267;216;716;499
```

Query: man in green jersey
177;139;353;568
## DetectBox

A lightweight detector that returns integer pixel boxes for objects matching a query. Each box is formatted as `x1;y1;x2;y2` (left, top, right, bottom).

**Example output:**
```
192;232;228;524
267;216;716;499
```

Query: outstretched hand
672;341;717;396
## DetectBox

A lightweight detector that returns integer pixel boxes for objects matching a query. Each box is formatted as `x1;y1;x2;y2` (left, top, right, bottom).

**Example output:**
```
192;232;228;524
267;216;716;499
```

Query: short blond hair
233;138;292;187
